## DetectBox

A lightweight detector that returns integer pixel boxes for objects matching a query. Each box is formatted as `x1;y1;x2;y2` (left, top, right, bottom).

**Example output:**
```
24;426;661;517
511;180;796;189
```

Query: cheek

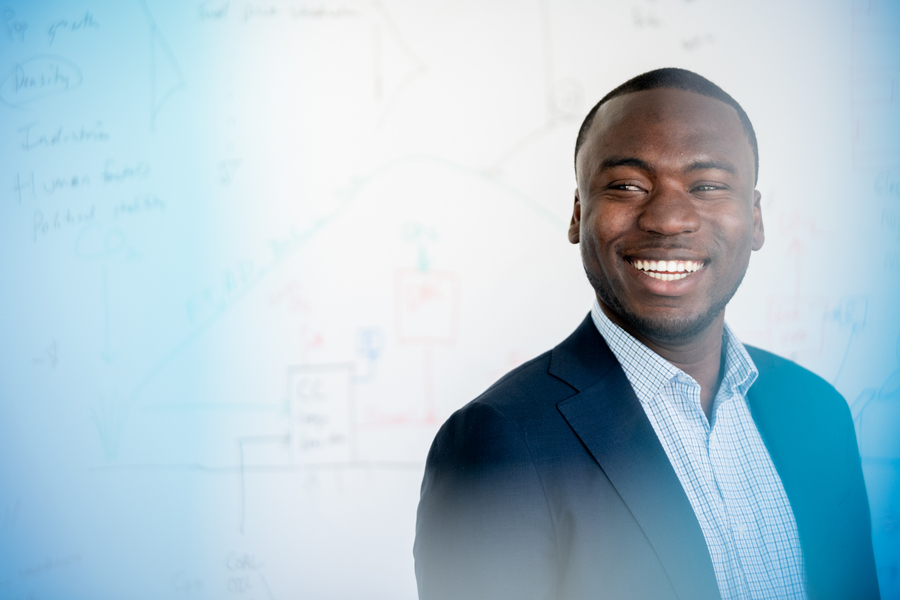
580;228;622;285
579;228;612;281
711;219;755;279
710;210;757;251
587;204;632;245
579;231;601;269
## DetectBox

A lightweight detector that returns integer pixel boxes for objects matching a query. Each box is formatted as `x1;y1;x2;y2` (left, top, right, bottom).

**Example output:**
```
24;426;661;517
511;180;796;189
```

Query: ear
751;190;765;251
568;189;581;244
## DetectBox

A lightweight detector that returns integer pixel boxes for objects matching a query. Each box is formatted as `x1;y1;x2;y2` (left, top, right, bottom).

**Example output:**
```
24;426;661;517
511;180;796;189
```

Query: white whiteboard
1;0;898;598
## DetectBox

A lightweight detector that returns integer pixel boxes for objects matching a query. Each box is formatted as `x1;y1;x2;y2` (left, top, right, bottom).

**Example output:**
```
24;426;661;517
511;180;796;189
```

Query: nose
636;182;701;236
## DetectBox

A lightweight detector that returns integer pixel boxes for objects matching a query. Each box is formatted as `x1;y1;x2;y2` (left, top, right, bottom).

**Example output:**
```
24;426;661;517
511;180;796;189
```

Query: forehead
577;88;754;181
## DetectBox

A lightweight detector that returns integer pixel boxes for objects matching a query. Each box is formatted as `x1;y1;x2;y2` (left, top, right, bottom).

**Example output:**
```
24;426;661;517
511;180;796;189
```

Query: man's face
570;88;764;344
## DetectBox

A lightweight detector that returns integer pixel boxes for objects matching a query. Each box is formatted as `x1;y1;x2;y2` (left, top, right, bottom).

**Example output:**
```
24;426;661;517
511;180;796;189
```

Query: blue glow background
1;1;898;598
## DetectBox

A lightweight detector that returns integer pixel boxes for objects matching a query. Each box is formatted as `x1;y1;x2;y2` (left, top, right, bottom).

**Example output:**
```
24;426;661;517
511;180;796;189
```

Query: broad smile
628;259;705;281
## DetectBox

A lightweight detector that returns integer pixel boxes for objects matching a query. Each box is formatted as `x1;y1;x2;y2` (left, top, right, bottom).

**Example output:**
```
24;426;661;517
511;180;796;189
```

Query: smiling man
414;68;879;600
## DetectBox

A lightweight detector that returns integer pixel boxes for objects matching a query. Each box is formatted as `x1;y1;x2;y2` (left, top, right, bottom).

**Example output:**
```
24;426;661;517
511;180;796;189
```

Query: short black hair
574;68;759;183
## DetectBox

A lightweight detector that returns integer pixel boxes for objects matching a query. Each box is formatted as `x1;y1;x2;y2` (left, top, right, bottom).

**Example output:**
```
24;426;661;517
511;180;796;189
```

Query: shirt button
735;522;747;536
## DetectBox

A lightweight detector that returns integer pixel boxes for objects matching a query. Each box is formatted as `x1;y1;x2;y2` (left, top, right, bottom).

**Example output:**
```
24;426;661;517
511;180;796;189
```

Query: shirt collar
590;299;758;407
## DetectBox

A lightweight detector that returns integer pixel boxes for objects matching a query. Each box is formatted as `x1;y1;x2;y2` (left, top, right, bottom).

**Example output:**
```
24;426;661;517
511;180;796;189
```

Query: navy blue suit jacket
414;315;879;599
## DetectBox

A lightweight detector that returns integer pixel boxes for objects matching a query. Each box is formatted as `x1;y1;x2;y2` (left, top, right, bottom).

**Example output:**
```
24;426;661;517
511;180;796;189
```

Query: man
414;68;880;599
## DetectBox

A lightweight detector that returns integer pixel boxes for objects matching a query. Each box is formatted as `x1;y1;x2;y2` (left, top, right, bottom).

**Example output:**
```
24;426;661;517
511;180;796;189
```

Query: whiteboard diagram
1;1;898;598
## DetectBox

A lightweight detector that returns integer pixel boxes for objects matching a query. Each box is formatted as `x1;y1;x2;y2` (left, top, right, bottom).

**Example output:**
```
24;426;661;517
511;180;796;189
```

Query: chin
587;270;733;344
616;309;720;344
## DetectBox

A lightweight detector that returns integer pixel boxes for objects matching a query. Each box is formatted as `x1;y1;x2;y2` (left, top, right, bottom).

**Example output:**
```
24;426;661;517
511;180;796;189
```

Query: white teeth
644;271;689;281
631;259;704;278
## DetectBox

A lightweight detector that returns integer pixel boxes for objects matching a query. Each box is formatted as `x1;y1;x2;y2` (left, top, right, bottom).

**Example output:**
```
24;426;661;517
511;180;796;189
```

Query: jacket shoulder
745;343;836;387
424;349;576;470
473;350;577;413
745;344;849;418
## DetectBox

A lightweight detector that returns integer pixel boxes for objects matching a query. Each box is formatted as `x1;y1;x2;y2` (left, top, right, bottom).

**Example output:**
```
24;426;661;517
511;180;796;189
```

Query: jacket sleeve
413;401;558;600
745;346;881;599
832;391;881;600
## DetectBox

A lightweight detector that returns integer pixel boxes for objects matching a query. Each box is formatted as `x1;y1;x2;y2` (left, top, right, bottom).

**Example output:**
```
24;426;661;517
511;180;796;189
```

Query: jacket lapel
551;316;721;600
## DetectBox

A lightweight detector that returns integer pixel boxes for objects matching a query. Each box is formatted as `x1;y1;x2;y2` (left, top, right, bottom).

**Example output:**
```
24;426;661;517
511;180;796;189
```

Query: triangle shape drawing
150;26;185;129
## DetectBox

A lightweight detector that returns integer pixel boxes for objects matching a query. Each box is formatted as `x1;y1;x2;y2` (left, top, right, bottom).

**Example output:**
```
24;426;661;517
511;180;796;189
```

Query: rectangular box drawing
394;269;460;344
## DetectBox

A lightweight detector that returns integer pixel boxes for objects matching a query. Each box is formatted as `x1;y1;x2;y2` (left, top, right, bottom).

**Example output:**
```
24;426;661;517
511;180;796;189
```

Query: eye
609;183;644;192
691;183;728;193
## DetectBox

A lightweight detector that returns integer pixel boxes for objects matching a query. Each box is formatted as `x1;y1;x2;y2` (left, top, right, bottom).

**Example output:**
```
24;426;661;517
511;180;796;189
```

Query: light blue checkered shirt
591;300;807;600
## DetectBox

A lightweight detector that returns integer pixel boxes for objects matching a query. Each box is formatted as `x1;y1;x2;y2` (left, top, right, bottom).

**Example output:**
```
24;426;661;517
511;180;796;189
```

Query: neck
600;301;725;420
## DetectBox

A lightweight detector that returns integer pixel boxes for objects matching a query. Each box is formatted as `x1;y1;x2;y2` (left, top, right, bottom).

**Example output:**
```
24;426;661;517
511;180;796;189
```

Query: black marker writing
13;172;36;204
102;159;150;183
33;205;95;241
3;9;27;42
19;121;110;151
48;11;99;45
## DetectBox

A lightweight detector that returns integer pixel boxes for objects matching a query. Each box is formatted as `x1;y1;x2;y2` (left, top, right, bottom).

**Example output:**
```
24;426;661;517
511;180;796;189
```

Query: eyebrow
599;157;655;173
597;157;738;176
684;160;738;175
